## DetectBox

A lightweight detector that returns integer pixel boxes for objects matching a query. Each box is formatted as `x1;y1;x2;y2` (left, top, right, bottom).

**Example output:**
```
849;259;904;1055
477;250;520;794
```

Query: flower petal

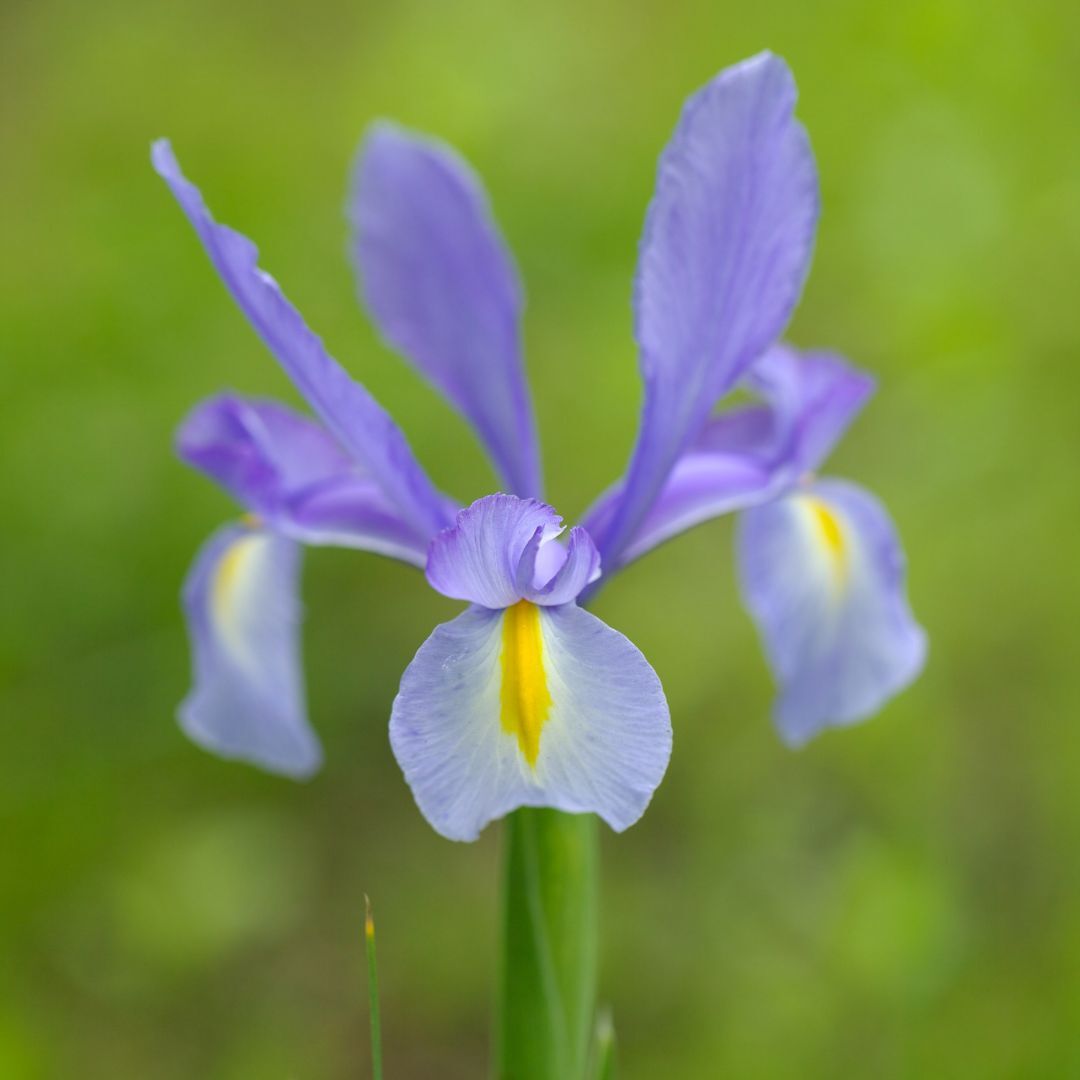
597;53;819;567
737;479;927;746
583;345;874;570
178;395;431;565
529;527;602;606
426;495;561;608
350;124;542;498
744;344;875;478
390;603;671;841
179;523;321;777
152;139;453;540
425;494;599;608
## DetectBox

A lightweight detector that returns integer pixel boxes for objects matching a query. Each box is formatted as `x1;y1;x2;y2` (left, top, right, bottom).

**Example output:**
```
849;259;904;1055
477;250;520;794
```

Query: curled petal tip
425;494;596;609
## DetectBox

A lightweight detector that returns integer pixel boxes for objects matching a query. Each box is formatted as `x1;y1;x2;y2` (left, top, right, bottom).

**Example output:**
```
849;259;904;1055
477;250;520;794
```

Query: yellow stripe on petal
802;495;849;587
809;498;844;556
500;600;552;767
211;531;267;667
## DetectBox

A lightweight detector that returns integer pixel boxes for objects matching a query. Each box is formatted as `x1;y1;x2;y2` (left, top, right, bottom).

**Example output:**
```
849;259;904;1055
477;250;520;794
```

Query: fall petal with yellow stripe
390;601;671;843
737;480;926;747
179;523;320;778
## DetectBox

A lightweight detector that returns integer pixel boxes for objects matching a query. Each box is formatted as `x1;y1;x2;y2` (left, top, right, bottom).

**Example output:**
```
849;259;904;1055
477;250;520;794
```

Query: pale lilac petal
426;496;560;608
425;494;599;608
179;523;321;777
389;603;671;841
177;395;432;566
350;124;542;497
152;139;453;540
737;479;927;746
583;345;874;569
598;53;820;567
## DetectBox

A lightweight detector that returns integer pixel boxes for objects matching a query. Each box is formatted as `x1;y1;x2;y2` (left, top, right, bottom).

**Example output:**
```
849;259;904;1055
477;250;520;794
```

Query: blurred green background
3;0;1079;1075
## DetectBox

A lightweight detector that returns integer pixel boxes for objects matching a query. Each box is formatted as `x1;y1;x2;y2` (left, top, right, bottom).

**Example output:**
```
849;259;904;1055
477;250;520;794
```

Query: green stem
495;808;599;1080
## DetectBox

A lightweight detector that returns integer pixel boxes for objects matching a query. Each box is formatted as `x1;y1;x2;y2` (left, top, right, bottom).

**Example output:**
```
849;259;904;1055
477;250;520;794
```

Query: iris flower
155;52;924;842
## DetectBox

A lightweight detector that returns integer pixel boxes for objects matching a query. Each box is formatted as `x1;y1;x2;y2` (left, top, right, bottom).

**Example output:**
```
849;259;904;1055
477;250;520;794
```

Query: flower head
393;495;668;841
156;51;925;839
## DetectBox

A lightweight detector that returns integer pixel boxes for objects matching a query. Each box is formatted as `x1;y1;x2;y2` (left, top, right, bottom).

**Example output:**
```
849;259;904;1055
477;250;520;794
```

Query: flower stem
495;808;599;1080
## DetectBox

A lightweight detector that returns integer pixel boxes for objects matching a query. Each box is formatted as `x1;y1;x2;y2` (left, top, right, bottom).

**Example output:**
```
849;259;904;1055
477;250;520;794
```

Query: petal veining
597;53;819;567
350;123;542;498
390;604;671;841
425;494;600;608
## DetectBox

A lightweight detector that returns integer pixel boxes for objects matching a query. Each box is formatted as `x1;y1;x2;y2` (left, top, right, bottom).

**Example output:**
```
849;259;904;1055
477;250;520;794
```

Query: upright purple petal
583;345;874;569
737;479;927;745
425;494;600;609
179;522;321;777
350;124;542;498
390;603;671;841
598;53;819;567
178;395;434;566
152;139;453;540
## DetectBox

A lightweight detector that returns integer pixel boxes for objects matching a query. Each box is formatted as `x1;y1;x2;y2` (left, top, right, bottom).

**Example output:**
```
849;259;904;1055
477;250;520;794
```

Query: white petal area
389;604;671;841
179;523;321;777
737;479;926;745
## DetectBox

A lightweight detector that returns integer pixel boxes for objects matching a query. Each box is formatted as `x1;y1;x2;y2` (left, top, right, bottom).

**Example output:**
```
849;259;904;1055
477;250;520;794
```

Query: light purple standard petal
597;52;820;568
390;603;671;841
152;139;453;541
350;124;542;498
178;395;432;565
737;479;927;746
583;345;875;570
179;522;321;777
425;494;600;609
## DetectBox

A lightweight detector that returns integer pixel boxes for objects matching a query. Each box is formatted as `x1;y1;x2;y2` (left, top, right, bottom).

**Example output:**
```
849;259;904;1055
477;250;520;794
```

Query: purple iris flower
155;52;924;841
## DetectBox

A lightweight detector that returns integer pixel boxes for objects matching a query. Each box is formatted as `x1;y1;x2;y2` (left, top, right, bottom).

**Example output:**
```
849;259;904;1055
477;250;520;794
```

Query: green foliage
2;0;1080;1076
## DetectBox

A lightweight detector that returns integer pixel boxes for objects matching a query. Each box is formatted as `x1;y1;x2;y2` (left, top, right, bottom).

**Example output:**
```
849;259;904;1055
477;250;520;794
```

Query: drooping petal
179;522;321;777
737;479;927;746
152;140;453;540
598;52;820;567
350;124;542;498
390;602;671;841
425;494;600;609
583;345;874;570
177;395;432;565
